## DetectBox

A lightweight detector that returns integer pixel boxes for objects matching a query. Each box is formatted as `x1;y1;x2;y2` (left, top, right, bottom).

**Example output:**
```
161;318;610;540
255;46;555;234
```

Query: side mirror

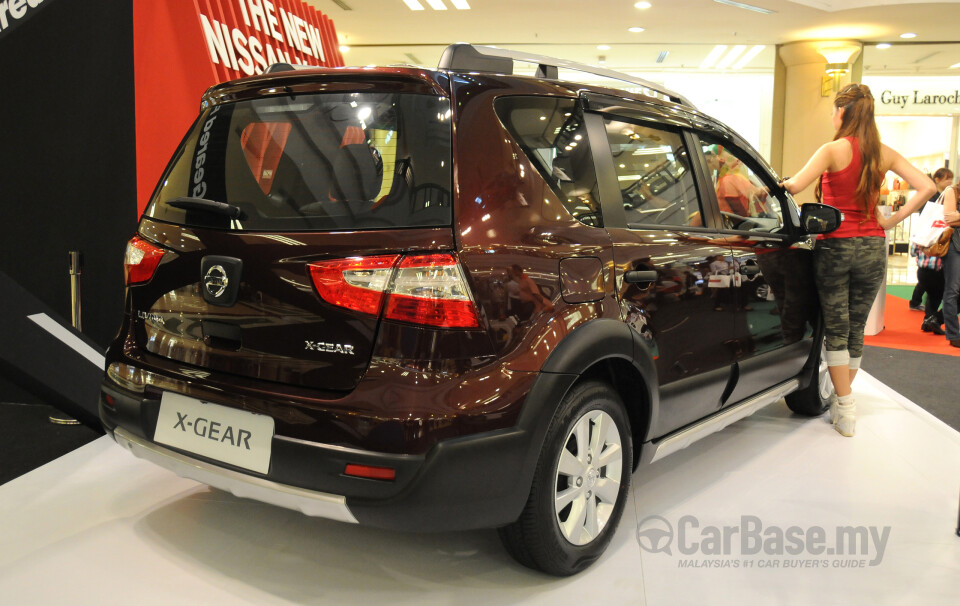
799;203;842;234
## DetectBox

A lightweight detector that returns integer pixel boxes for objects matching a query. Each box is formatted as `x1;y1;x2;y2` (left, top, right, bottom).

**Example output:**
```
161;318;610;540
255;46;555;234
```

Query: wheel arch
530;318;659;469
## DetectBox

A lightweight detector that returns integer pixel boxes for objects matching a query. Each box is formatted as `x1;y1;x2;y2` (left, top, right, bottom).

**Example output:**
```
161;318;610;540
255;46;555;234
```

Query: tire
785;345;834;416
498;380;632;576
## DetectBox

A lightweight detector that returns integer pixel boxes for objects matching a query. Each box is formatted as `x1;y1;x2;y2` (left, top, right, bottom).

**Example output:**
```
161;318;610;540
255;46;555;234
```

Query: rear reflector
344;463;396;481
308;253;481;328
124;235;165;285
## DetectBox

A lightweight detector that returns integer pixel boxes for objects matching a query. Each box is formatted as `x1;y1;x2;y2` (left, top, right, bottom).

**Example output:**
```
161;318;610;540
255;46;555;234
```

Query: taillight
307;253;481;329
124;235;165;285
383;254;481;328
308;255;400;316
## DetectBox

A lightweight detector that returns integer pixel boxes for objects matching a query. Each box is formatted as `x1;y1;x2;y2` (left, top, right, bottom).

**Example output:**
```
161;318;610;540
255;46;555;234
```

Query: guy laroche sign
865;76;960;116
196;0;342;82
879;90;960;110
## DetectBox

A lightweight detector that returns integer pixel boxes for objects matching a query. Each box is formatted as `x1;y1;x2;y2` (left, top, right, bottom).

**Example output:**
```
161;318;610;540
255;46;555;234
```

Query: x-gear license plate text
154;392;274;474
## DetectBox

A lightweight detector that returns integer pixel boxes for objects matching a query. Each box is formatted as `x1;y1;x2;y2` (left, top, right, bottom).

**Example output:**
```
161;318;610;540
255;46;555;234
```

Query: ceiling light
951;62;960;69
597;44;611;51
628;27;645;33
716;45;747;69
700;45;728;69
816;43;860;65
713;0;775;14
449;0;471;8
424;0;447;9
876;43;891;49
900;32;917;39
339;45;350;53
656;50;669;64
634;1;652;8
403;0;425;9
731;45;765;69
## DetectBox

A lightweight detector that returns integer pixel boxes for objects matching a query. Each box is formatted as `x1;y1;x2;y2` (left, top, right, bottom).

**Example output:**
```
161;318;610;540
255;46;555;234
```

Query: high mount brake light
308;253;481;329
124;236;165;285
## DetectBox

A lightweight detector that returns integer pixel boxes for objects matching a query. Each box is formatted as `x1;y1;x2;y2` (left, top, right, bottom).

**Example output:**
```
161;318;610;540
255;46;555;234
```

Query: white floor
2;373;958;606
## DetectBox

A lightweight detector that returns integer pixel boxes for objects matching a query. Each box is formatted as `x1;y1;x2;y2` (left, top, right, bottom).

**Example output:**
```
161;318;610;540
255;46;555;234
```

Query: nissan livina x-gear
100;44;839;576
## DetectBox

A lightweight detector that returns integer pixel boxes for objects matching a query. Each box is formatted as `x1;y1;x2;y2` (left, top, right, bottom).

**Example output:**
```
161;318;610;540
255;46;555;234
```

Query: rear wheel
499;380;632;576
785;345;834;416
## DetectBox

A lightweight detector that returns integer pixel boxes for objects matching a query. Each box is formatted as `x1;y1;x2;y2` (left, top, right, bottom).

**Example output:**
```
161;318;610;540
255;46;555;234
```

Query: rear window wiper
167;197;243;220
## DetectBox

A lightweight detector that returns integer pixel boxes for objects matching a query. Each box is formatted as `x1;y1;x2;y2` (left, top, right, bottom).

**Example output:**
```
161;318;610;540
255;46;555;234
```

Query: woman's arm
875;145;937;229
943;186;960;226
781;142;834;196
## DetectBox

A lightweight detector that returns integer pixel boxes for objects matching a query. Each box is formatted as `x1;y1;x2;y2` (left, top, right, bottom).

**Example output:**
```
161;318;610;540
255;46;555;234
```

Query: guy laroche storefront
865;75;960;177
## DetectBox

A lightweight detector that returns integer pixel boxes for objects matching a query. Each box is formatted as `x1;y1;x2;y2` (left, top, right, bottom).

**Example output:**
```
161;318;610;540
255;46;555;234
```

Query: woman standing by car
780;83;935;437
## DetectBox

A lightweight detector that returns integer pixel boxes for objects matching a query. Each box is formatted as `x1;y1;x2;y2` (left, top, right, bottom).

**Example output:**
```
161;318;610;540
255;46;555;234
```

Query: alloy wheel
553;410;624;545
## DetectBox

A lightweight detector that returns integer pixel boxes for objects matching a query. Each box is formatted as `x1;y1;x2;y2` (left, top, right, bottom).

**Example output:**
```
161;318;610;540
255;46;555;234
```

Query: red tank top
820;137;885;239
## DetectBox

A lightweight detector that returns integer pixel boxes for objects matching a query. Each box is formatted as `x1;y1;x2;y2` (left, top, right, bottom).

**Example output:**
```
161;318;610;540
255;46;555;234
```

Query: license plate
154;392;274;474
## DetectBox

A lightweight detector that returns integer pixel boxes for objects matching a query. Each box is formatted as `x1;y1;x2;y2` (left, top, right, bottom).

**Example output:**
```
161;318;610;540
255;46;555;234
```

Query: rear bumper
100;368;577;532
112;426;358;523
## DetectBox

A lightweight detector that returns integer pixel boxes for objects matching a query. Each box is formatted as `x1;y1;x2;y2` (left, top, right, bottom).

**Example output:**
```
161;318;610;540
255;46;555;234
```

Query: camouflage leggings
813;237;886;361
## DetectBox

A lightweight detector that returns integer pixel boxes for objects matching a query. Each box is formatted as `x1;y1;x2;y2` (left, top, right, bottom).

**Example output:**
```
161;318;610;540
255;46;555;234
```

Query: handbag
909;192;948;247
922;227;954;257
707;274;731;288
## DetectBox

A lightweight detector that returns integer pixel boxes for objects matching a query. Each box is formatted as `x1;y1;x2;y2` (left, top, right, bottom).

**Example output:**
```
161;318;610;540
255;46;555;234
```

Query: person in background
779;83;935;437
909;167;954;312
508;264;554;317
940;183;960;348
910;239;946;335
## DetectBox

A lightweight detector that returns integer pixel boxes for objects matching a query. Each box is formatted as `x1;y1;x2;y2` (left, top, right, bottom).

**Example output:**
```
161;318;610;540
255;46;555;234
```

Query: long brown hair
815;83;884;219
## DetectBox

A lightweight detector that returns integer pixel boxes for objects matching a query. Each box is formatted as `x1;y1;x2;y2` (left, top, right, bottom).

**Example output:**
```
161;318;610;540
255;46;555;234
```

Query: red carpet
864;293;960;356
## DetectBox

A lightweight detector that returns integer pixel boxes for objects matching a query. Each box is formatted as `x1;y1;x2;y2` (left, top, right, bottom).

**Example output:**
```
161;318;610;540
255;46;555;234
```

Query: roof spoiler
264;62;315;73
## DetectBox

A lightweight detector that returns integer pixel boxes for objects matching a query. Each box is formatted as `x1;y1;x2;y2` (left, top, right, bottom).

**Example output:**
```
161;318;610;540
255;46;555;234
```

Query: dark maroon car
100;44;839;576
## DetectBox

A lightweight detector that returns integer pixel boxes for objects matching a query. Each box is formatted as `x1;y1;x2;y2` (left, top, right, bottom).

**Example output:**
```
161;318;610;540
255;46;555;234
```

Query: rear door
586;108;737;437
132;84;455;391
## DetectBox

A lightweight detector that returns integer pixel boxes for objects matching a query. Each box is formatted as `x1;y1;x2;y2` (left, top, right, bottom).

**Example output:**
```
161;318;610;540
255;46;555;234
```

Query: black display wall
0;0;137;351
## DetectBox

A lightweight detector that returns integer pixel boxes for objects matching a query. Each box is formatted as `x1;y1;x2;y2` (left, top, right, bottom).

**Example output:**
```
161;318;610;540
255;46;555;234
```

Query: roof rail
437;43;694;109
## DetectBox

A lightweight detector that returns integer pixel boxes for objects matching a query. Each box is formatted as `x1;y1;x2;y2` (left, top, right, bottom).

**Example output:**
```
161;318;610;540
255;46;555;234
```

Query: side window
603;119;701;227
495;97;602;227
699;138;784;233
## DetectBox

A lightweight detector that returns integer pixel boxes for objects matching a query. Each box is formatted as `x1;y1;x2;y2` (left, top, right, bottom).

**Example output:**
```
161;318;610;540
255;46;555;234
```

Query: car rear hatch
126;76;460;391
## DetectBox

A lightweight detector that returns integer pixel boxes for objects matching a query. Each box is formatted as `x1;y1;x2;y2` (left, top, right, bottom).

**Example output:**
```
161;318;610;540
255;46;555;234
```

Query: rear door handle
624;270;658;284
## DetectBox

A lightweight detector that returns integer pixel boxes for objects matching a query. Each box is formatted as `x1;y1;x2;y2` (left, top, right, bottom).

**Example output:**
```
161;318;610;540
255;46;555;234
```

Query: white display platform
2;373;959;605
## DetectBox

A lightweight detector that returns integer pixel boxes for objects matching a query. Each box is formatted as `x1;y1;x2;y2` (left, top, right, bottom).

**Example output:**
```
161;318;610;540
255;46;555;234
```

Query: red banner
133;0;343;215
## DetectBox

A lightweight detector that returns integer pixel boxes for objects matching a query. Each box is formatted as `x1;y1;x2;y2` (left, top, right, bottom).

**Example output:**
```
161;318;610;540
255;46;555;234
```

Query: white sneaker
834;401;855;437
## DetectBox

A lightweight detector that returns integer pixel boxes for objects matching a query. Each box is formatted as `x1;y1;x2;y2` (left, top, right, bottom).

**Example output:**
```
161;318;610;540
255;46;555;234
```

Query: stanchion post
49;251;85;426
68;250;83;331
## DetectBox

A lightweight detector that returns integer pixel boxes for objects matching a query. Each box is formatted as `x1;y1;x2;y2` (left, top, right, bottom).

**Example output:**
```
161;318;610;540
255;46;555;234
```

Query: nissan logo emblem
204;265;229;298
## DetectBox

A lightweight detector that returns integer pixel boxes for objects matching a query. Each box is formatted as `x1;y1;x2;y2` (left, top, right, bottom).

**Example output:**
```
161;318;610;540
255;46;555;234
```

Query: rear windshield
145;92;453;231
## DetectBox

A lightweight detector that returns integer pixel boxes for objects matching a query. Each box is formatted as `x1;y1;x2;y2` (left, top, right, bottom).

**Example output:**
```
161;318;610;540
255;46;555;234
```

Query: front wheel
498;380;632;576
785;344;834;416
